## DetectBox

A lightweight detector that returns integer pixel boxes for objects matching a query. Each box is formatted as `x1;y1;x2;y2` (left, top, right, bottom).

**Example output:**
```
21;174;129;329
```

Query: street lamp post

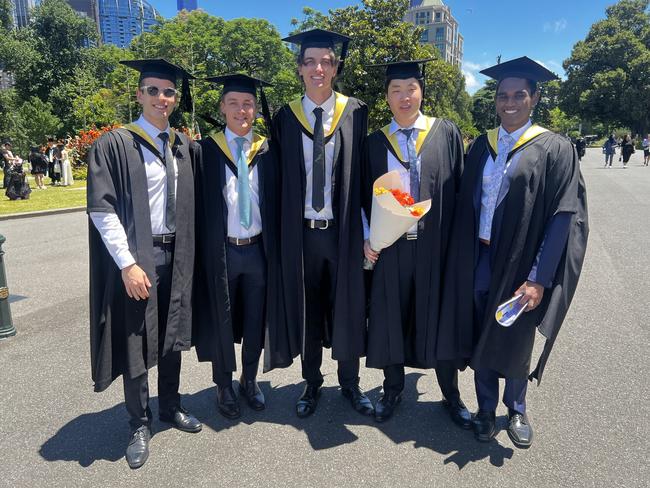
0;234;16;340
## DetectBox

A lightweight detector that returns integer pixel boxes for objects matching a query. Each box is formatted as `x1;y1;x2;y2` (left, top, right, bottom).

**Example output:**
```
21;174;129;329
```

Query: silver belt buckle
162;234;174;244
320;220;329;230
406;233;417;240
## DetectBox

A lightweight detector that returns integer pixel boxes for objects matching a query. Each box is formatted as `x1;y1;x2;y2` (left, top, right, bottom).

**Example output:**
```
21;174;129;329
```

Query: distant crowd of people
601;133;645;168
1;138;75;200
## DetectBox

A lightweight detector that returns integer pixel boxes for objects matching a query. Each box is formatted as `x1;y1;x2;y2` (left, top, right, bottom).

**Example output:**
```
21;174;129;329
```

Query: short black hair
496;78;538;96
384;77;424;94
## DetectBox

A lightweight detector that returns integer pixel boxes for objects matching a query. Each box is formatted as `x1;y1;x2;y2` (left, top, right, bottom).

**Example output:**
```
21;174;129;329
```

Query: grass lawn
0;176;86;216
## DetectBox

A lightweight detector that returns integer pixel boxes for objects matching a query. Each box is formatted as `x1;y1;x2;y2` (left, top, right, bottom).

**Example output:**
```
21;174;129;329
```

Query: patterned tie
480;133;516;239
157;132;176;233
400;128;420;201
235;136;251;229
312;106;325;212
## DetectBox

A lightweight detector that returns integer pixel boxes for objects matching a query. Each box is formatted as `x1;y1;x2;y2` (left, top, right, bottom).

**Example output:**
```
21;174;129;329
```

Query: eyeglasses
140;85;179;98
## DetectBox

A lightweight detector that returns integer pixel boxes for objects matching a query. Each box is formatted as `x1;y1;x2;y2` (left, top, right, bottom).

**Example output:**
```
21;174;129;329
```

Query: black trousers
212;240;267;389
381;239;461;402
301;225;359;389
123;242;181;430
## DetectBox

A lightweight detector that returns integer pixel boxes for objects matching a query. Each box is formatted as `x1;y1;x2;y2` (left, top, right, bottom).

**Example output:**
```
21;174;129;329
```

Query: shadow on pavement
39;372;513;469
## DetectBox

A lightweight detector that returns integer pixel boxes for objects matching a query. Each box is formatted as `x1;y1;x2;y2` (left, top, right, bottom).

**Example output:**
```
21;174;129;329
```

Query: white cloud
543;18;567;33
462;61;491;94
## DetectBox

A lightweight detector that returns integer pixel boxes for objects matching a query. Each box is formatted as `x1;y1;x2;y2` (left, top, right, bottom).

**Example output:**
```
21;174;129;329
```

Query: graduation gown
361;117;464;369
87;126;196;393
439;126;589;382
192;131;290;373
272;93;368;362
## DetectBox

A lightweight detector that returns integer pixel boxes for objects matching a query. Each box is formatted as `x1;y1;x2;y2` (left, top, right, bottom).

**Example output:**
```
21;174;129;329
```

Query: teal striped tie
235;137;251;229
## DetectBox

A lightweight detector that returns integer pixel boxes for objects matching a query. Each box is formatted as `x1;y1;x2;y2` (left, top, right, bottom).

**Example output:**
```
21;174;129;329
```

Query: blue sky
150;0;616;93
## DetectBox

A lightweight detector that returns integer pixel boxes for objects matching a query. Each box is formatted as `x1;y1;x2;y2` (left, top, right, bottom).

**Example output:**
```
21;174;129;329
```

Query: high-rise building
177;0;197;11
96;0;159;48
67;0;100;28
404;0;463;67
11;0;37;28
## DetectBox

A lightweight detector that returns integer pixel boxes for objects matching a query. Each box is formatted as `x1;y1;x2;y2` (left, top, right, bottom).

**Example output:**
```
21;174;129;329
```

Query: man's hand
364;240;380;264
121;264;152;301
515;281;544;311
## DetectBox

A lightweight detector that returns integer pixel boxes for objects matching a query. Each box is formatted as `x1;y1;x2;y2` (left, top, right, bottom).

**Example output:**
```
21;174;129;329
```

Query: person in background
29;146;48;190
620;134;634;168
603;135;616;168
61;141;74;186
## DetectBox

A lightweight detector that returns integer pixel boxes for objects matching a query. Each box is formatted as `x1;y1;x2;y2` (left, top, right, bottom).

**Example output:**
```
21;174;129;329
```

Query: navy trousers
301;225;359;389
123;242;181;430
212;240;267;389
474;242;527;415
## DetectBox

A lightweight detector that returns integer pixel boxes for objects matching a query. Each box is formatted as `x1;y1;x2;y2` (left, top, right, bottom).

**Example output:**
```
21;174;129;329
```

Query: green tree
291;0;474;133
562;0;650;135
0;0;12;30
5;97;61;155
471;80;497;133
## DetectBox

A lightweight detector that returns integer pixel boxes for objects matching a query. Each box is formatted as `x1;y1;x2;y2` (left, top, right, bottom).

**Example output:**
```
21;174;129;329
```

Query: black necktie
157;132;176;233
312;106;325;213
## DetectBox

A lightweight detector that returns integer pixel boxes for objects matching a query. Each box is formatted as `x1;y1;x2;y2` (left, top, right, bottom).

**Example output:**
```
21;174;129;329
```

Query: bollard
0;234;16;339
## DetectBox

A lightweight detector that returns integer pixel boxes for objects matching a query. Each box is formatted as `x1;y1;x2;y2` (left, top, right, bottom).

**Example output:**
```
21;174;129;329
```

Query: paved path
0;148;648;487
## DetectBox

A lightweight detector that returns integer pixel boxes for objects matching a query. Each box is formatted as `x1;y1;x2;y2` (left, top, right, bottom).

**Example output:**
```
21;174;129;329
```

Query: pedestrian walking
603;135;616;168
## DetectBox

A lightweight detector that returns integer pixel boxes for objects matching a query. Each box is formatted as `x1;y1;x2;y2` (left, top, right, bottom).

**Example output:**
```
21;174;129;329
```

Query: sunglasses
140;85;179;98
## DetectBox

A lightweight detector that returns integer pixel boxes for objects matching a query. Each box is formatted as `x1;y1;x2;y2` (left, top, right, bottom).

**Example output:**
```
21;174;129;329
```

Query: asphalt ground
0;148;648;487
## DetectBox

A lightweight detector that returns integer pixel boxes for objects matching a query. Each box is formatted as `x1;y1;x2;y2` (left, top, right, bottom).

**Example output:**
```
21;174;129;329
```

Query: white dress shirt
223;127;262;238
89;115;178;269
479;120;531;241
302;91;336;220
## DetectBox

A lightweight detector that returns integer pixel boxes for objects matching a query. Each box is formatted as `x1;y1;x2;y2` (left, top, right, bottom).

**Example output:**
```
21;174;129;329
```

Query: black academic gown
362;118;464;369
439;127;589;382
272;93;368;362
192;131;290;373
87;127;196;393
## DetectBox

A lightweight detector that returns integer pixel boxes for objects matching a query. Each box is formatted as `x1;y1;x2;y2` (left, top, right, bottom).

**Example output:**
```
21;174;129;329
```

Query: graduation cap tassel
198;114;225;132
337;40;349;77
259;86;273;140
422;63;427;101
181;75;193;113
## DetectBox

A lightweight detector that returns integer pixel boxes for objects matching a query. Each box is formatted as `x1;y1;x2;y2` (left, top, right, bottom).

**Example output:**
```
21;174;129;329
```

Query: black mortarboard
367;58;435;98
120;58;195;112
282;29;352;75
480;56;559;83
206;73;274;139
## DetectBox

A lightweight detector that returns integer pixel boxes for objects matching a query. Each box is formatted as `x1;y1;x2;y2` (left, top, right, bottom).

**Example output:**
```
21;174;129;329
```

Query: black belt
152;233;175;244
228;234;262;246
401;233;418;241
304;219;334;230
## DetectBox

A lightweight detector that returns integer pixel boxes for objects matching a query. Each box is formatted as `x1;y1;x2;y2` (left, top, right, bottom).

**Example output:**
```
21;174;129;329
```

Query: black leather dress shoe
507;412;533;448
239;377;265;411
217;385;241;419
125;425;150;469
296;384;321;418
443;398;473;430
374;392;402;423
341;385;375;416
160;406;202;433
472;409;497;442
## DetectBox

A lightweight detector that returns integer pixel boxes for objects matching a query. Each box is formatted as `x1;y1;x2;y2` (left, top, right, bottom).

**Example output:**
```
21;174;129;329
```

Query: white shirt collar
498;120;532;143
225;127;253;144
136;114;170;141
389;112;428;136
302;90;336;115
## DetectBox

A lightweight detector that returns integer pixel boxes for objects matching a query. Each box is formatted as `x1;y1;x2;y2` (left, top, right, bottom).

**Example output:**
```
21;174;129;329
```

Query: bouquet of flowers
364;171;431;269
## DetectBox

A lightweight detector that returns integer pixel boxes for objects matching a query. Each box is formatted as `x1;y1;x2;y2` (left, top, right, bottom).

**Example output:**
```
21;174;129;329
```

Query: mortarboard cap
367;58;435;82
283;28;352;75
205;73;272;96
120;58;195;112
206;73;274;139
480;56;559;83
